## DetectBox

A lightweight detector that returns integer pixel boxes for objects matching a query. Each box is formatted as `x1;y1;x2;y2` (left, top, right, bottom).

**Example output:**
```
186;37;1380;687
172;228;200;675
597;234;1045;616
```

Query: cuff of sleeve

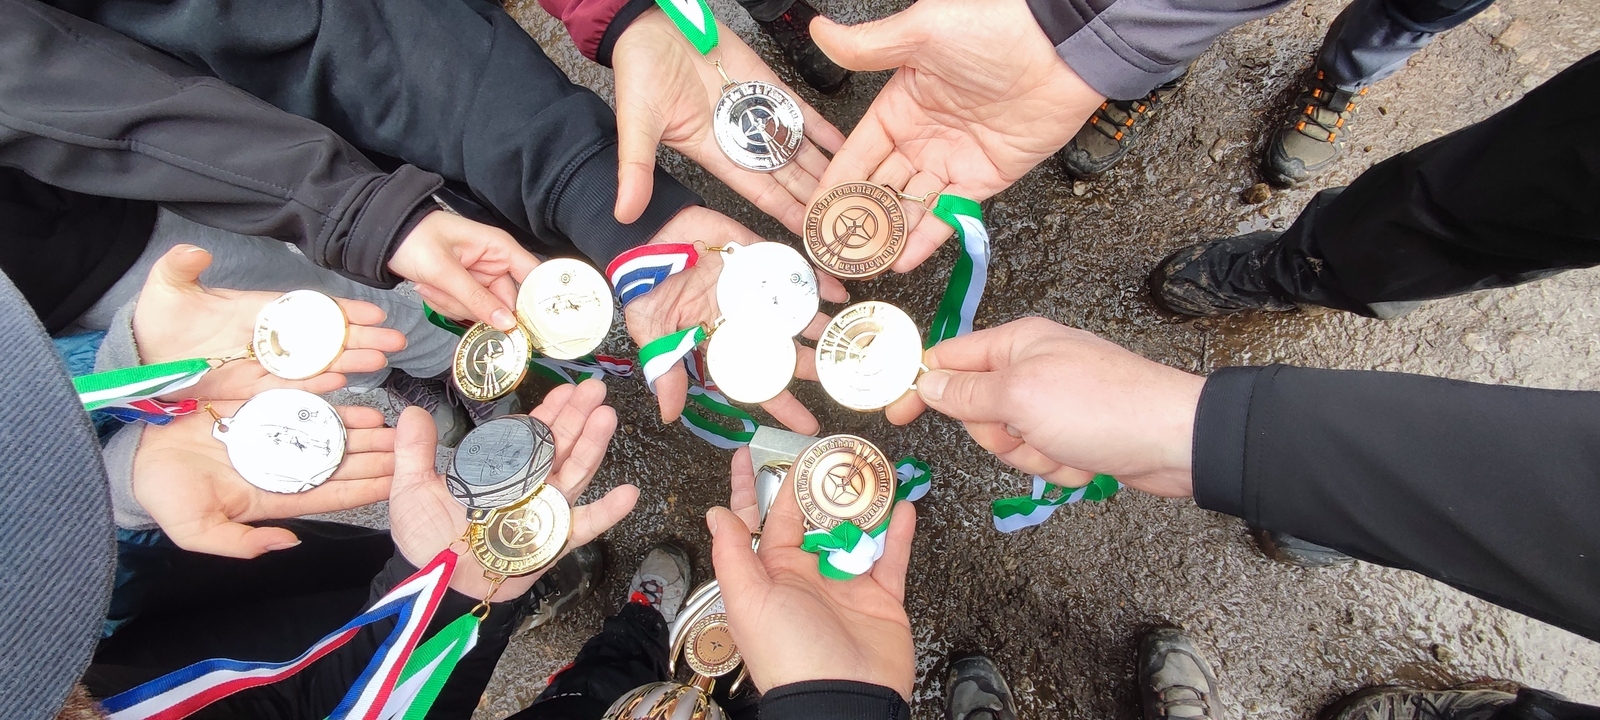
761;680;911;720
93;299;143;373
371;552;526;641
548;142;702;268
596;0;660;67
346;165;445;288
1050;22;1188;101
105;424;157;530
1191;365;1265;520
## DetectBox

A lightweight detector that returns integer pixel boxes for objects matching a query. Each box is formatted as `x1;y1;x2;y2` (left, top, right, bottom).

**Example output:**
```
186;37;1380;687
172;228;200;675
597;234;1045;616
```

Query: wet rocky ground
359;0;1600;716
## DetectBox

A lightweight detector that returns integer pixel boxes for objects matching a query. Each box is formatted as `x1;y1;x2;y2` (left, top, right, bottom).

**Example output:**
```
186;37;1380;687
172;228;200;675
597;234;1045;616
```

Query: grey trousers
1317;0;1496;90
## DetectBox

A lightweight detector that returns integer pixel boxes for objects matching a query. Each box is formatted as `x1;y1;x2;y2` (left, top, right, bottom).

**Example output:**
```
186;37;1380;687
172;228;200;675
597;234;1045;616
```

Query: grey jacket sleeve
0;0;444;288
92;299;155;529
1026;0;1290;99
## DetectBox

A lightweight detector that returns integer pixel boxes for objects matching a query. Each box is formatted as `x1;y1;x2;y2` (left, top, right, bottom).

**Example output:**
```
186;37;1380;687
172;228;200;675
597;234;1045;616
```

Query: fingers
892;210;957;274
335;405;388;429
922;323;1033;374
914;368;1015;425
570;484;640;546
817;111;894;194
1040;465;1097;488
728;447;761;530
884;392;926;426
707;506;770;601
869;501;917;602
266;475;394;517
334;298;388;328
814;274;849;305
429;260;518;332
169;521;302;559
345;426;397;454
535;379;609;470
614;83;668;224
758;464;807;550
800;106;847;156
328;349;390;376
550;404;619;502
329;449;395;481
759;390;820;436
413;283;475;326
148;244;213;290
391;406;441;498
343;324;407;354
655;364;690;424
794;343;818;382
809;13;923;72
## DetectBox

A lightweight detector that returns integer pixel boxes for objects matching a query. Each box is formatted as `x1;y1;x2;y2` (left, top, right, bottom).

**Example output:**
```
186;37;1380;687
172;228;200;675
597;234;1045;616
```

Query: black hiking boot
516;543;605;635
946;654;1017;720
1140;629;1220;720
1057;73;1186;179
1148;232;1300;317
1264;68;1368;186
1322;686;1517;720
756;1;851;95
1250;528;1354;568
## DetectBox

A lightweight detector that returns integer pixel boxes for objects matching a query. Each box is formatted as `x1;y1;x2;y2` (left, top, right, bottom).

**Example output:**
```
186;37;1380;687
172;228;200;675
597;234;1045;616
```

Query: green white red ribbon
991;474;1121;533
926;195;990;347
652;0;719;55
73;359;210;422
801;457;931;580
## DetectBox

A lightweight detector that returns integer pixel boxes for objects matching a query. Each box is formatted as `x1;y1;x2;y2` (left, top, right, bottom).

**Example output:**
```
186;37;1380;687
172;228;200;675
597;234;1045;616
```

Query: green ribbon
651;0;719;55
73;358;211;412
424;302;630;386
801;456;933;579
991;474;1121;533
380;613;480;720
926;195;991;348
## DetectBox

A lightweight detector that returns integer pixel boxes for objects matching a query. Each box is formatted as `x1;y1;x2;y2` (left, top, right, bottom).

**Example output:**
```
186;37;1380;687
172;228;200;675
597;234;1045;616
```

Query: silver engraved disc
517;258;614;360
705;319;796;404
712;81;805;173
213;388;346;494
715;242;818;338
446;415;557;515
815;301;924;411
252;290;347;381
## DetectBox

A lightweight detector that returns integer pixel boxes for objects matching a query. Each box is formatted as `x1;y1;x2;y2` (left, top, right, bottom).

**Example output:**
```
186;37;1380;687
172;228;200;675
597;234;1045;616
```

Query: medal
712;80;805;172
445;415;556;522
704;319;795;404
251;290;348;380
814;301;925;411
452;322;531;402
680;599;740;677
603;682;724;720
517;258;614;361
803;183;908;280
713;242;818;337
211;388;345;494
792;434;895;532
468;483;571;576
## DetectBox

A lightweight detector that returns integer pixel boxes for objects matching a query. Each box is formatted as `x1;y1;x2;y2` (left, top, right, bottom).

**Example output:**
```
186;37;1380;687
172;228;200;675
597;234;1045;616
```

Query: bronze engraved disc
802;183;907;280
683;611;741;678
792;434;895;532
469;483;571;576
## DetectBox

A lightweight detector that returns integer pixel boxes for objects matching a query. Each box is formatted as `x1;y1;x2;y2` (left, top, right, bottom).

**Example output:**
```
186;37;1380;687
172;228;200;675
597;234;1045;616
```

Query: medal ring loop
470;572;508;619
708;58;735;90
692;240;728;255
890;187;940;210
204;403;225;425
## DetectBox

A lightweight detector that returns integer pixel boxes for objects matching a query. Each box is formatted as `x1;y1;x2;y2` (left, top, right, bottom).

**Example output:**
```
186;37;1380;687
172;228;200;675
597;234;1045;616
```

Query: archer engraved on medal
446;415;556;517
815;301;924;411
792;434;894;532
213;388;346;494
470;483;571;576
452;322;531;402
517;259;614;361
803;183;907;280
252;290;348;381
713;81;805;173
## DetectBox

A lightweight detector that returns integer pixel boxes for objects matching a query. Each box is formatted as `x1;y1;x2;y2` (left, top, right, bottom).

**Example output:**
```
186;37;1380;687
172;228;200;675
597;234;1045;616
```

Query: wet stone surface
364;0;1600;717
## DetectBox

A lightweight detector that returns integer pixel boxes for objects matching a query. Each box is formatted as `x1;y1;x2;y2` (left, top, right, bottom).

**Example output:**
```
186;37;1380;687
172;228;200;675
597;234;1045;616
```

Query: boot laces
1086;92;1158;144
1292;70;1365;143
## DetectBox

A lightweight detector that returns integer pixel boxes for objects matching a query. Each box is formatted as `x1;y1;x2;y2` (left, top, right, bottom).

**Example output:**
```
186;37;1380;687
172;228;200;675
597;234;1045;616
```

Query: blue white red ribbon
606;243;698;307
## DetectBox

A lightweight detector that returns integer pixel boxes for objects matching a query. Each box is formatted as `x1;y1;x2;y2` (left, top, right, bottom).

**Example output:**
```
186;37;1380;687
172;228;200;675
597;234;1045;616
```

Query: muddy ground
355;0;1600;716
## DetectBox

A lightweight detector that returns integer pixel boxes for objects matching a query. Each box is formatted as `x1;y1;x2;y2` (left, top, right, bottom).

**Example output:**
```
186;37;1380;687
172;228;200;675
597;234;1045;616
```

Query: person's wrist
1153;371;1205;495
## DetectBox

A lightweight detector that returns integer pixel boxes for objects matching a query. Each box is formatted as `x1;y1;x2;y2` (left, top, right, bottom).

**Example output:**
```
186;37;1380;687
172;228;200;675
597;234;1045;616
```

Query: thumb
172;521;301;559
916;368;1014;424
809;11;924;72
149;244;213;290
707;507;769;603
613;91;668;224
391;406;440;499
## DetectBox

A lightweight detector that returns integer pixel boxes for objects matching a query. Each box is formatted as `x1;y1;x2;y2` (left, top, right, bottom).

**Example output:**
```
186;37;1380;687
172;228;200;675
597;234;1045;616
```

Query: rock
1208;137;1227;163
1461;332;1489;352
1241;183;1272;204
1072;180;1089;197
1363;145;1373;153
1377;106;1389;116
1494;19;1528;49
1432;643;1455;663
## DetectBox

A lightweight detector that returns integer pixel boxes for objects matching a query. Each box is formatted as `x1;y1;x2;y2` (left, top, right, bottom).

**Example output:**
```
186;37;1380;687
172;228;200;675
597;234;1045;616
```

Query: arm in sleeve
760;680;913;720
1192;365;1600;643
540;0;658;67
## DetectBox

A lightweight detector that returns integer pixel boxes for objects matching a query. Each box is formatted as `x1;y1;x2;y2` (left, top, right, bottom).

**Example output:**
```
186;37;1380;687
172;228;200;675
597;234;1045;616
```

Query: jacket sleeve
1024;0;1291;100
0;0;444;289
540;0;659;67
54;0;703;269
760;681;913;720
1192;365;1600;643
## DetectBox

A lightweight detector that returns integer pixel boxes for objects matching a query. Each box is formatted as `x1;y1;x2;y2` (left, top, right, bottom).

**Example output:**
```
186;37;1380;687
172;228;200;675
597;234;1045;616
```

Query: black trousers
1258;49;1600;317
1495;691;1600;720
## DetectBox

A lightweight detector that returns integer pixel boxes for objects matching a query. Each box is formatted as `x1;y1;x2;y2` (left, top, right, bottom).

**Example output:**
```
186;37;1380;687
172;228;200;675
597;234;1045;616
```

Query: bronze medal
682;609;740;678
469;484;571;576
802;183;907;280
791;434;896;532
451;322;531;402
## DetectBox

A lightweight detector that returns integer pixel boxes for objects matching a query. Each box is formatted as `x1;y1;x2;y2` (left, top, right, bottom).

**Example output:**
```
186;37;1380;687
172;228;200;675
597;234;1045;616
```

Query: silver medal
446;415;557;520
252;290;347;381
706;319;796;404
715;243;818;338
213;388;346;494
712;81;805;172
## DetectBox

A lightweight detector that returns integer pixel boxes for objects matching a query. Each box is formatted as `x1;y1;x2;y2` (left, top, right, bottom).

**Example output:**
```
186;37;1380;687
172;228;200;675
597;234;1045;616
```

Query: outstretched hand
388;210;541;332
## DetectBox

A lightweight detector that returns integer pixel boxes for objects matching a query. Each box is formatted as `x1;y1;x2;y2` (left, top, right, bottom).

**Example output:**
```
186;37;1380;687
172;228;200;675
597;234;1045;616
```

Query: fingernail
918;370;950;402
266;540;302;551
1005;424;1023;438
705;508;720;534
491;309;514;330
180;244;205;253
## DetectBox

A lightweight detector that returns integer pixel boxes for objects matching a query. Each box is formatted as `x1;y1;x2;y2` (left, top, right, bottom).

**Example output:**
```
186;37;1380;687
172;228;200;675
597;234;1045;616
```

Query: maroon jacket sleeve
539;0;657;66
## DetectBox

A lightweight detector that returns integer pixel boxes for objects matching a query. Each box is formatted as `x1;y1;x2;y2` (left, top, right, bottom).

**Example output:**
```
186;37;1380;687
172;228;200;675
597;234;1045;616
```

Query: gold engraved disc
252;290;348;380
470;484;571;576
452;322;531;402
517;258;614;360
683;611;741;677
705;319;796;404
792;434;895;532
802;183;907;280
814;301;924;411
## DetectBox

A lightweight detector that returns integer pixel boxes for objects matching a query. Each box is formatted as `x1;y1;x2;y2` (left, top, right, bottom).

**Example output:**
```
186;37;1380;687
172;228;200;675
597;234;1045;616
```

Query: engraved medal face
446;415;556;513
252;290;347;381
713;80;805;173
714;242;818;338
815;301;924;411
602;682;725;720
469;483;571;576
452;323;531;402
213;388;346;494
792;434;895;532
517;259;614;361
705;319;796;404
803;183;907;280
683;603;740;678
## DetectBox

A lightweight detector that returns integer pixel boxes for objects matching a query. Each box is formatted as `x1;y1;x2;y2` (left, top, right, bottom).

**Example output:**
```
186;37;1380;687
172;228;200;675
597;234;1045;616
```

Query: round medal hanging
814;301;925;411
252;290;348;380
713;242;818;338
212;388;346;494
803;183;908;280
705;320;796;405
682;604;740;678
791;434;896;533
712;81;806;173
452;322;531;402
446;415;556;520
469;483;572;576
517;259;614;361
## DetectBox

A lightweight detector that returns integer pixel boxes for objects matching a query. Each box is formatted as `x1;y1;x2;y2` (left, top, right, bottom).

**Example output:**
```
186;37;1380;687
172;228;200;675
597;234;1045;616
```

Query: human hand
132;403;395;558
613;11;846;234
726;447;762;530
809;0;1104;272
886;317;1205;497
387;210;541;331
132;245;407;401
707;453;917;698
388;379;639;600
625;207;849;435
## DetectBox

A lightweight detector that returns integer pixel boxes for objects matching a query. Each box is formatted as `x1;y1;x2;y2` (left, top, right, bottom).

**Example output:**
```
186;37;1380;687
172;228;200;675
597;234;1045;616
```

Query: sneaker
1140;629;1220;720
1057;73;1186;179
1251;528;1354;568
946;655;1017;720
1263;68;1368;186
1321;686;1516;720
1148;232;1299;317
755;1;851;95
628;541;692;624
381;370;471;446
516;543;606;635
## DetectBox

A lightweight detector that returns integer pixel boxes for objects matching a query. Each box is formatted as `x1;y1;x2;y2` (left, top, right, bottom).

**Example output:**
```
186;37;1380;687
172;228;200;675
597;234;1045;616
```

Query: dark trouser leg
1258;50;1600;317
1317;0;1498;89
736;0;798;23
1491;690;1600;720
507;603;671;719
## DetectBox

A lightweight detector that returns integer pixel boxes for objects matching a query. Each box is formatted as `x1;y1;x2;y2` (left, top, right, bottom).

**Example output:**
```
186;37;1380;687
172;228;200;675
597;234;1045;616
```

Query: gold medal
451;322;531;402
516;258;614;361
803;182;908;280
791;434;896;532
704;319;796;404
252;290;348;380
814;301;924;411
469;484;571;576
682;610;740;677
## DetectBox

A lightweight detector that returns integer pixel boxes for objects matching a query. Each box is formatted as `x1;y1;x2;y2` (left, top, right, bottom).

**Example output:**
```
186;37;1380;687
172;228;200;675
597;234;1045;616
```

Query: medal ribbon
651;0;719;55
991;474;1121;534
423;303;635;385
379;613;480;720
925;195;991;348
681;350;756;447
103;549;458;720
73;359;210;423
801;457;931;580
606;243;699;307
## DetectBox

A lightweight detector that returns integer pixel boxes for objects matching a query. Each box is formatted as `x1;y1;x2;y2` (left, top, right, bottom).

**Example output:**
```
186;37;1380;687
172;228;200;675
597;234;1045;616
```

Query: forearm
760;680;912;720
1193;365;1600;642
539;0;656;66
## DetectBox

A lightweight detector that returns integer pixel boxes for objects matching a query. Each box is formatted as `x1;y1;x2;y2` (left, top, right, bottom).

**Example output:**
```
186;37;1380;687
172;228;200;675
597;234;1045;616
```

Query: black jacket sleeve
0;0;444;289
760;680;912;720
53;0;703;268
1192;365;1600;643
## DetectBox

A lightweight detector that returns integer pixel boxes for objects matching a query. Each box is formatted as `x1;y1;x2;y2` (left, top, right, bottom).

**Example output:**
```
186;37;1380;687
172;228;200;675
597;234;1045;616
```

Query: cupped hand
388;379;639;600
886;317;1205;497
707;452;917;698
133;403;395;559
613;10;846;234
133;245;407;401
809;0;1104;272
388;210;541;331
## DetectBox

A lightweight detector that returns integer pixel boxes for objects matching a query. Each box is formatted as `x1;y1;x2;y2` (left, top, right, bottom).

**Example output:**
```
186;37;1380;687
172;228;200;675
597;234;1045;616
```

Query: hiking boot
516;543;606;635
1057;73;1186;179
1140;629;1220;720
946;655;1017;720
1251;528;1354;568
627;541;692;624
1322;686;1516;720
756;1;851;95
1148;232;1300;317
380;370;471;447
1264;68;1368;186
